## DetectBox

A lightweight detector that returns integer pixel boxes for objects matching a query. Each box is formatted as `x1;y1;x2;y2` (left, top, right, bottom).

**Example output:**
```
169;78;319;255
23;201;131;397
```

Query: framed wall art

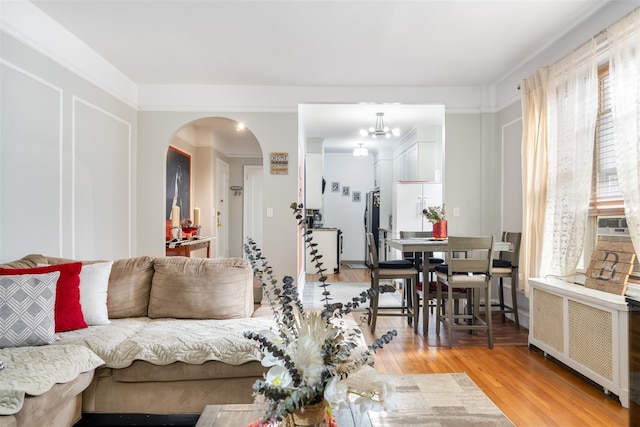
342;186;350;197
352;191;361;202
331;182;340;193
166;146;191;224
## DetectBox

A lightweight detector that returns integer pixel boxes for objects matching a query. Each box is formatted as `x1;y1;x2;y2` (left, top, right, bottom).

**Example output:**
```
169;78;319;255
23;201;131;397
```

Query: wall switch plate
266;207;273;217
453;207;460;217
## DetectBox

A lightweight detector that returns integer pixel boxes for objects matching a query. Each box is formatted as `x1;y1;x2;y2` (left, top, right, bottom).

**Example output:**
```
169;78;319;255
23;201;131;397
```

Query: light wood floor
307;265;628;427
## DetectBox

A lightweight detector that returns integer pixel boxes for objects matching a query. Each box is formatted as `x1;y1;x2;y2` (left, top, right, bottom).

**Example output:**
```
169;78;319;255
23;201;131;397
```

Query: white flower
375;377;399;411
257;329;283;367
324;375;349;408
266;365;293;389
289;311;337;386
344;366;398;413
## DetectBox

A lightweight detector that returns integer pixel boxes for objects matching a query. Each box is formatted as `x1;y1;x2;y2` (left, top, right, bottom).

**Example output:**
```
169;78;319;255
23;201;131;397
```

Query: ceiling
29;0;611;155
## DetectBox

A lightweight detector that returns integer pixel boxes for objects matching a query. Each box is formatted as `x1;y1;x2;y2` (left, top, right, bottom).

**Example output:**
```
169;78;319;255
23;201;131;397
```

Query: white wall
136;111;299;281
321;153;375;262
0;32;137;262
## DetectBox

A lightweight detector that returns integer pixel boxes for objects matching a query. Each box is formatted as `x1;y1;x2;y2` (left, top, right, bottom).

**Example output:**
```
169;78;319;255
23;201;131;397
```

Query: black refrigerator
364;190;380;263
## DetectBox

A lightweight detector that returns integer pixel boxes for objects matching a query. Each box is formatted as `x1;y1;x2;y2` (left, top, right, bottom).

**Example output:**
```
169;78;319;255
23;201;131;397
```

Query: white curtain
539;40;599;280
609;8;640;260
520;68;549;293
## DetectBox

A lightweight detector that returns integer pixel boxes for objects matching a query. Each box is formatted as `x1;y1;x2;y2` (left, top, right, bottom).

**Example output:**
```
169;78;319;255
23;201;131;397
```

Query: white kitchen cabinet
391;181;443;239
393;126;443;182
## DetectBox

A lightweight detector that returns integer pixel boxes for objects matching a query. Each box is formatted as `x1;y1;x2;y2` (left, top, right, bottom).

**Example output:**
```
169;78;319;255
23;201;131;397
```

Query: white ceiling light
353;143;368;157
360;112;400;139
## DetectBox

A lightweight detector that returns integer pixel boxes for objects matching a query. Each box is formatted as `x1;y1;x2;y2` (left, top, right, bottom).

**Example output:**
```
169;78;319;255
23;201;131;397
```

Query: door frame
216;158;229;258
243;165;264;256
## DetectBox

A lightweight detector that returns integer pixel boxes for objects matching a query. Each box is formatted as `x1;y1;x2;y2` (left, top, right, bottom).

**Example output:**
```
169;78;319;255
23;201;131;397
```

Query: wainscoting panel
0;59;63;261
73;97;132;260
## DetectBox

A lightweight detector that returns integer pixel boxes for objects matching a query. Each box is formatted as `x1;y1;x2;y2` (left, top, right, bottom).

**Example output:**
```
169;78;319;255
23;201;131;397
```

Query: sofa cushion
148;257;253;319
79;261;114;325
0;272;60;348
104;257;154;319
0;263;87;333
55;317;274;369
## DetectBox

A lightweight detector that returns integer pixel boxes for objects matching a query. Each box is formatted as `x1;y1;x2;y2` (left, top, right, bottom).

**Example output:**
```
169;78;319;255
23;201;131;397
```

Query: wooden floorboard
307;264;628;427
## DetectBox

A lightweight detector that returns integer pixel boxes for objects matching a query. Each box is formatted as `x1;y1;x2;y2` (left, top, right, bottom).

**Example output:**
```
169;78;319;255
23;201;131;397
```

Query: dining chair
366;232;419;334
398;231;445;334
488;231;522;328
435;236;495;348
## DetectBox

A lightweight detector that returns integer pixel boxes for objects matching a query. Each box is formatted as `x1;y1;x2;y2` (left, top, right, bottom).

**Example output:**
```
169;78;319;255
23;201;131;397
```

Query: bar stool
366;233;419;334
435;236;495;348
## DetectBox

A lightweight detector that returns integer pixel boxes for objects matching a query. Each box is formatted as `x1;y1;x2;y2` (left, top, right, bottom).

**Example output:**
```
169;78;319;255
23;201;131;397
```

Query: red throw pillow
0;262;87;332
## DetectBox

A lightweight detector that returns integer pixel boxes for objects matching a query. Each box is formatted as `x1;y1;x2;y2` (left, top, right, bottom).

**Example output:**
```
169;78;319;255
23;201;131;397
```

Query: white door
216;159;230;258
244;165;264;253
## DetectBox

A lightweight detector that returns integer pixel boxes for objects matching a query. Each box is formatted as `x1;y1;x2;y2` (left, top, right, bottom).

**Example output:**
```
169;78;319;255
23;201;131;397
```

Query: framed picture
342;186;350;197
352;191;361;202
331;182;340;193
166;146;191;224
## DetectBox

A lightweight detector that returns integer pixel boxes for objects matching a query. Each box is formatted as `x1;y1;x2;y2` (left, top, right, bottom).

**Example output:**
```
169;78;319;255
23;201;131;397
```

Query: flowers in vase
422;204;445;224
242;203;398;426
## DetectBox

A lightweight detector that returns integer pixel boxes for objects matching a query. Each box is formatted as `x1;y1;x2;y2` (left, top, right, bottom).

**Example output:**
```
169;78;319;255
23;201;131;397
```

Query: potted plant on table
243;203;398;427
422;204;447;239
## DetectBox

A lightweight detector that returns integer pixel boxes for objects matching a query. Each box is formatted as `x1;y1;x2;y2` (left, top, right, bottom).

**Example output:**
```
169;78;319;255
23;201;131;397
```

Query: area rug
346;263;368;269
344;372;515;426
302;281;402;311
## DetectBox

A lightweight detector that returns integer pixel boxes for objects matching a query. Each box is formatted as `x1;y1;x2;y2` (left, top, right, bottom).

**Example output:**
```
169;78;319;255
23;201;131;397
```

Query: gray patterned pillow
0;272;60;348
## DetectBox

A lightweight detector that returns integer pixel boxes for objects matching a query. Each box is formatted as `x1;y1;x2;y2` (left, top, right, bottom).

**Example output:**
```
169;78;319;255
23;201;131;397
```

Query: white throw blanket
0;316;276;416
55;317;275;368
0;345;104;415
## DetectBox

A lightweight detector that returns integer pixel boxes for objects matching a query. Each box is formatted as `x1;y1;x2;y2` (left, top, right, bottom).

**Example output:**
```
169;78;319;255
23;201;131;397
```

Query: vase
432;220;448;239
284;400;329;427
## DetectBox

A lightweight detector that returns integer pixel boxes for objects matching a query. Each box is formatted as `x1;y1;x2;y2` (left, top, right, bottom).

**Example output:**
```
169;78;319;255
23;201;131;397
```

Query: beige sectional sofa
0;254;273;427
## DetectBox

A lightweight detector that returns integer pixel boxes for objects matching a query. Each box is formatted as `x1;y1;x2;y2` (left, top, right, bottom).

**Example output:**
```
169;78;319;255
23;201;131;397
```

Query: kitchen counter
306;228;342;273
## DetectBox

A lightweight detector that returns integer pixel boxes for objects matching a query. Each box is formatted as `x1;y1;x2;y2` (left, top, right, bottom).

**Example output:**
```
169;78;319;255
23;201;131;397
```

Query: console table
165;237;214;258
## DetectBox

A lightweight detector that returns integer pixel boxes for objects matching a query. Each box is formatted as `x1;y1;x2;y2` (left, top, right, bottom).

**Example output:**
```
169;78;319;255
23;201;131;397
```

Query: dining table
387;237;511;278
387;237;512;333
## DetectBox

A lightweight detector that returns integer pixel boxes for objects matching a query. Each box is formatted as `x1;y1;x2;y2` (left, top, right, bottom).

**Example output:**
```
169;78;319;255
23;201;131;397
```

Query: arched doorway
165;116;262;258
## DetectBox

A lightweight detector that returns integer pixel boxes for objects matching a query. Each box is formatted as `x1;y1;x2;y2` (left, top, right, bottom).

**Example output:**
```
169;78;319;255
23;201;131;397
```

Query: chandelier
353;143;369;157
360;112;400;139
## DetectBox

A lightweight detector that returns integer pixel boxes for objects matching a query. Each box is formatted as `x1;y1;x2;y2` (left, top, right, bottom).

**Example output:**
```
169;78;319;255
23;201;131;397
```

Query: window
590;66;624;216
588;65;639;282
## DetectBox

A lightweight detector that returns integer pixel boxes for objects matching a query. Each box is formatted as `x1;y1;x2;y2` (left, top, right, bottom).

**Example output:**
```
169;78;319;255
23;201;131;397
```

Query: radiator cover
529;278;629;408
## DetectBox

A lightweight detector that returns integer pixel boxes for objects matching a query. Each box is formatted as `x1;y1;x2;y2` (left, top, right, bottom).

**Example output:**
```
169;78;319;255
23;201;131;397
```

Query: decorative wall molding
0;58;64;259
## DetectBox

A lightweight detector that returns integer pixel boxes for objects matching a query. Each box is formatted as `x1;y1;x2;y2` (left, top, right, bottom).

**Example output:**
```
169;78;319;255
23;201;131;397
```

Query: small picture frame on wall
342;186;350;196
331;182;340;193
352;191;361;202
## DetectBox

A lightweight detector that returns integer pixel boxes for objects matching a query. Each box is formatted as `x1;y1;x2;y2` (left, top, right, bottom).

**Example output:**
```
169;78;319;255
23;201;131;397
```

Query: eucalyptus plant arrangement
422;204;446;224
243;202;399;426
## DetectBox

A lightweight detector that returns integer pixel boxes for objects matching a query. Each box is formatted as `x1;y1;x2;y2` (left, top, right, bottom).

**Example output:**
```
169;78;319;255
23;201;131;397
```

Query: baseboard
74;413;200;426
